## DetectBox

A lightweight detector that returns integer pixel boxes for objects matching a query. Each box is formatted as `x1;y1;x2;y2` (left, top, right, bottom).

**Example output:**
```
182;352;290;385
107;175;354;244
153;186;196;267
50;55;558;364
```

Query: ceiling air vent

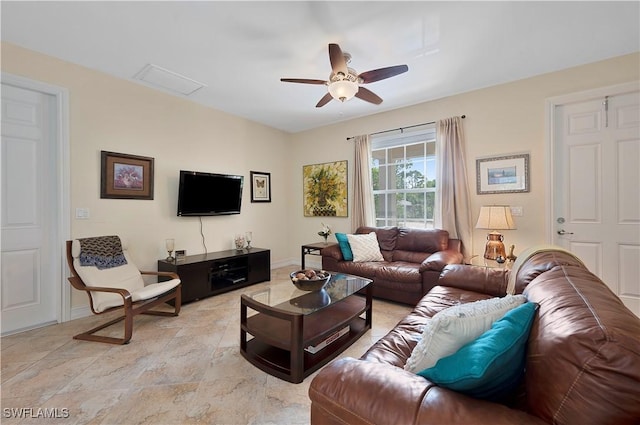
133;64;206;96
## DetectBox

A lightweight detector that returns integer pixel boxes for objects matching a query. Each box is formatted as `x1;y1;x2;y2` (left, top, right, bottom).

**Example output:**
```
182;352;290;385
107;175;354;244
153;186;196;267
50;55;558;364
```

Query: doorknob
557;229;574;235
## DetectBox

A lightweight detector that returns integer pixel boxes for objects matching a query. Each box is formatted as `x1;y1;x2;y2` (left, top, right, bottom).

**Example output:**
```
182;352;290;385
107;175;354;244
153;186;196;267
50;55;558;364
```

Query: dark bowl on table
290;270;331;291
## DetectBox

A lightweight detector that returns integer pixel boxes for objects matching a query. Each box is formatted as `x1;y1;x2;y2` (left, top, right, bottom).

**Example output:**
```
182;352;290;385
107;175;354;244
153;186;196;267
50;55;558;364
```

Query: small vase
234;234;246;250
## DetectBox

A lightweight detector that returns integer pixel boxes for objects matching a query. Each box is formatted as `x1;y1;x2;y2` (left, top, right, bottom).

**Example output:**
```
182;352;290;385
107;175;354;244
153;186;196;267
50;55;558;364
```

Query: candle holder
165;239;175;262
245;231;253;250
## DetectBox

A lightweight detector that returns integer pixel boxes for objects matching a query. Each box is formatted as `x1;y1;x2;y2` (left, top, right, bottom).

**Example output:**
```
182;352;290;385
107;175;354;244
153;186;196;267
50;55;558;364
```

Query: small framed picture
250;171;271;203
476;153;530;194
101;151;154;199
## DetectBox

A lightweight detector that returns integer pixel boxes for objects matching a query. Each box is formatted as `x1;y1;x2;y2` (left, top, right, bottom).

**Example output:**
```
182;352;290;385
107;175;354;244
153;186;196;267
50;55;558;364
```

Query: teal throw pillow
334;233;353;261
418;302;537;401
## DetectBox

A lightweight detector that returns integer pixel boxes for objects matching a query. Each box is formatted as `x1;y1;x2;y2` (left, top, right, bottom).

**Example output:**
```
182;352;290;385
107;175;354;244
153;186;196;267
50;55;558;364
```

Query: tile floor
1;266;411;425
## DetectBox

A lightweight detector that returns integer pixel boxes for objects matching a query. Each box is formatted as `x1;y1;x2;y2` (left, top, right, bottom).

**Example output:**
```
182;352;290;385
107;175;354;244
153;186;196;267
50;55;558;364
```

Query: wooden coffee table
240;273;372;383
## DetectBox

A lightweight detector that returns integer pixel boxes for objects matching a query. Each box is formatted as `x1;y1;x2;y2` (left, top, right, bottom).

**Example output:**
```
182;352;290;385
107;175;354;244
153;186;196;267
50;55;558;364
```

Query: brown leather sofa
309;249;640;425
321;226;464;305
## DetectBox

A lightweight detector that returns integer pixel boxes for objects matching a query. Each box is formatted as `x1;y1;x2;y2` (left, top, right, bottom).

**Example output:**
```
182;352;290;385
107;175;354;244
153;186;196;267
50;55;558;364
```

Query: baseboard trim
271;258;297;270
271;257;322;270
1;320;58;337
70;305;92;320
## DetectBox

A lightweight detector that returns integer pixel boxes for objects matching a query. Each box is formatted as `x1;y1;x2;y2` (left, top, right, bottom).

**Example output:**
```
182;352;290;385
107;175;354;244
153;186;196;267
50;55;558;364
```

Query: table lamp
475;206;516;260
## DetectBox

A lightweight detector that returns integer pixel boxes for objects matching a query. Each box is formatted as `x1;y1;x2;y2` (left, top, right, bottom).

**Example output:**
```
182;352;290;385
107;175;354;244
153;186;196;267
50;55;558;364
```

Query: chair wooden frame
65;240;182;344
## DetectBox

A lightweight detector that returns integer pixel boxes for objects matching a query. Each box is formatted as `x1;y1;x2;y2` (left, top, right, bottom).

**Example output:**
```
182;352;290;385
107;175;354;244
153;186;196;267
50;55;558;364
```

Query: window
371;126;436;228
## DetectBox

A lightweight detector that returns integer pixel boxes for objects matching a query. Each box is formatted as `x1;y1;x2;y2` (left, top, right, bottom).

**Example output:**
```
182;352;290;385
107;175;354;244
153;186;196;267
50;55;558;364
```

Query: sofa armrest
321;244;343;261
310;357;437;425
310;358;546;425
420;249;464;272
439;264;509;297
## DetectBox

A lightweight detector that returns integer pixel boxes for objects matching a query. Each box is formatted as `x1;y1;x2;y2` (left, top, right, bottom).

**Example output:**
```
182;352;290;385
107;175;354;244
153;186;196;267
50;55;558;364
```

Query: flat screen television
177;170;244;216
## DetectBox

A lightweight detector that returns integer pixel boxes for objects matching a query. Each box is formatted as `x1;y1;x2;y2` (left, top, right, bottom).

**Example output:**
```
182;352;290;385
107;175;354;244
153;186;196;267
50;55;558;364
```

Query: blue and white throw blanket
79;235;128;269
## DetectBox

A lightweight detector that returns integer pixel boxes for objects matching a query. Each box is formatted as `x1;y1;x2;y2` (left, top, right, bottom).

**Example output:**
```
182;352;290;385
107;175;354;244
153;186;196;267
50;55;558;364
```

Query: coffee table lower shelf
240;287;372;384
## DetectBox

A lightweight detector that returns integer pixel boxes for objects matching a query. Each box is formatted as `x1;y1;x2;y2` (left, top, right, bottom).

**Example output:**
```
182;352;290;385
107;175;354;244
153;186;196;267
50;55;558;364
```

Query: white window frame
371;125;437;228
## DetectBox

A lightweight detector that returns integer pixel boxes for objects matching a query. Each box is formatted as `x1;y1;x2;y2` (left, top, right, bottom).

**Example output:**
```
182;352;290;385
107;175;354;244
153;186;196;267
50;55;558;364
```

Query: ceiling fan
281;43;409;108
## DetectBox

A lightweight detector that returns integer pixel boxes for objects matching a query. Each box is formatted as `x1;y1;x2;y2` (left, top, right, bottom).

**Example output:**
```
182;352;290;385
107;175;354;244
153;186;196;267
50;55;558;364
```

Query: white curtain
435;116;473;259
352;134;375;230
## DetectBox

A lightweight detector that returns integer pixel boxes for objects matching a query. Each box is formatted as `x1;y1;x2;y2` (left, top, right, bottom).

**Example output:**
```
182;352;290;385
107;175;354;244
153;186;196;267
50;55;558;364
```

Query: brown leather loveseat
310;248;640;425
321;226;464;305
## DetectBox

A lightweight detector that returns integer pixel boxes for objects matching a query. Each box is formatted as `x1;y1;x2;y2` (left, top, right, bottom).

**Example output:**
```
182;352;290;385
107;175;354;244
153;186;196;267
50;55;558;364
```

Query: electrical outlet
510;206;523;217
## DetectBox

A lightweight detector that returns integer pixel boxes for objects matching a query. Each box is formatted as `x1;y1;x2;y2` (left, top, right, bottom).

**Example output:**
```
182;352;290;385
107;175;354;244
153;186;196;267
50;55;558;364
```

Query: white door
552;88;640;316
1;83;58;334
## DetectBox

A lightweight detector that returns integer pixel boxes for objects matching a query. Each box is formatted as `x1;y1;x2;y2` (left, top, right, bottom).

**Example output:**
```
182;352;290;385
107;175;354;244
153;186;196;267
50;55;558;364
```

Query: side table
301;242;336;269
468;255;513;270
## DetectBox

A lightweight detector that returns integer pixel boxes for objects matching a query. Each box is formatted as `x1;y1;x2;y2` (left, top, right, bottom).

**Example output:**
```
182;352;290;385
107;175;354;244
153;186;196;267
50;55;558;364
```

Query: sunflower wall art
303;160;348;217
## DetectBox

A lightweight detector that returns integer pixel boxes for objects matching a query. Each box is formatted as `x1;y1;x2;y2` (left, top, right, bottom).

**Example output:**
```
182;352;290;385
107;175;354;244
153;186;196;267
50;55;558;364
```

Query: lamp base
484;231;507;260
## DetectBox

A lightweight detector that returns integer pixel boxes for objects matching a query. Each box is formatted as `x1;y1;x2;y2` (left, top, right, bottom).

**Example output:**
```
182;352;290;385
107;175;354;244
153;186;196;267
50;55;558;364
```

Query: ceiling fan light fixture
328;80;358;102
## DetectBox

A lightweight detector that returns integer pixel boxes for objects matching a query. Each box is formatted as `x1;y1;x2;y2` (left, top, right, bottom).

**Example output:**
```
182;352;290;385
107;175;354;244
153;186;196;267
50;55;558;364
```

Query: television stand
158;248;270;304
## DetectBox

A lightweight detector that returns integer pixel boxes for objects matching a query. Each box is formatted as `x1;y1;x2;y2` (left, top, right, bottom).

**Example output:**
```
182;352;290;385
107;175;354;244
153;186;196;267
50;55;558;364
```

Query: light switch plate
510;206;523;217
75;208;90;219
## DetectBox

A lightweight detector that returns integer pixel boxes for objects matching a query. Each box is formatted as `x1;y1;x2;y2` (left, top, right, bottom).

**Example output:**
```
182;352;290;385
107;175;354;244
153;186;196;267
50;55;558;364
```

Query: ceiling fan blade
315;92;333;108
355;87;383;105
328;43;348;76
280;78;327;85
358;65;409;84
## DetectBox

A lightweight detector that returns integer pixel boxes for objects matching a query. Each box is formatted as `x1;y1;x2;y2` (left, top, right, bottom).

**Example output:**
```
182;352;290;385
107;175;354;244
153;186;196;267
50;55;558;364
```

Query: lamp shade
328;80;358;102
475;206;516;230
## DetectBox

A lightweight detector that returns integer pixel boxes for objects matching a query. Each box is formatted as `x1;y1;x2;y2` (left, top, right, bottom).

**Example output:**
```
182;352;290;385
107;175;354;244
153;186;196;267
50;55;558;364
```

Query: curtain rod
346;115;466;141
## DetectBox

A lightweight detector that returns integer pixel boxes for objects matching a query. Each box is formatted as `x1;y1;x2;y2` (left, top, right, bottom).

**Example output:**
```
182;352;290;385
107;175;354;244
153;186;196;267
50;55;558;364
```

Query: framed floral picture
303;160;348;217
100;151;154;199
476;153;530;194
250;171;271;202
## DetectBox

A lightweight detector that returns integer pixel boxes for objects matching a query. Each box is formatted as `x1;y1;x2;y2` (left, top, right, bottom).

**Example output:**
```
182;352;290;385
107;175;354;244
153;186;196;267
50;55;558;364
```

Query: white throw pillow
404;294;527;373
347;232;384;262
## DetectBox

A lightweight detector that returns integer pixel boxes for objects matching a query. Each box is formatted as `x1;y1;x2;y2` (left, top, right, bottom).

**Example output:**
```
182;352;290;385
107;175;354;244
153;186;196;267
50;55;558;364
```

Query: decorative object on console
234;234;246;250
250;171;271;203
100;151;154;200
318;222;332;243
507;244;517;262
476;153;529;194
475;206;516;260
175;249;186;261
165;238;175;262
245;231;253;249
303;160;348;217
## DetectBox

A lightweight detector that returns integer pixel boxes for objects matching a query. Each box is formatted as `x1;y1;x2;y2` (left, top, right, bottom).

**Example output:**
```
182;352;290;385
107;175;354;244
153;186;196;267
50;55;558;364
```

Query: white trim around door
1;72;71;330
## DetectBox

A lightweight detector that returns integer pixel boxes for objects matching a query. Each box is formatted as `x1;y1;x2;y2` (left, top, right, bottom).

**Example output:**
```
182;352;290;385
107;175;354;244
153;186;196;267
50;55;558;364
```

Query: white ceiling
2;1;639;133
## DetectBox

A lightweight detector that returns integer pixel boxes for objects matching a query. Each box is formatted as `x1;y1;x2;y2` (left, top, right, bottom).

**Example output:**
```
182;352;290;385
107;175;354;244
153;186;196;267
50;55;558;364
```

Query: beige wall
289;53;640;259
2;42;293;308
2;41;639;309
